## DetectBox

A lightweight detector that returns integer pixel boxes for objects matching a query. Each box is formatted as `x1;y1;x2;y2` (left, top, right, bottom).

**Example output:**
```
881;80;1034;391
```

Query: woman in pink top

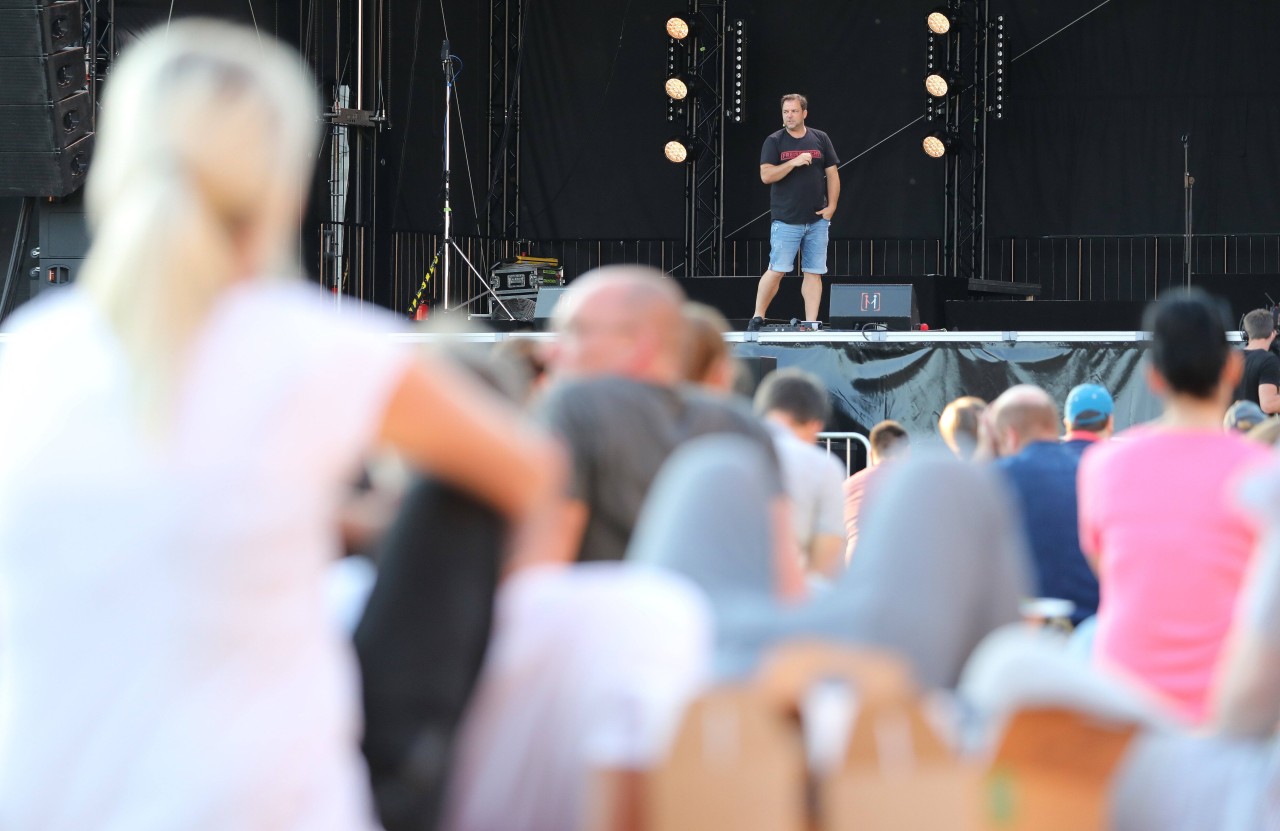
1078;290;1271;723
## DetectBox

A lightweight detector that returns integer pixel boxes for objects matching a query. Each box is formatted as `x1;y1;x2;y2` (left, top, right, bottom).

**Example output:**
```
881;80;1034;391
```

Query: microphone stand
1182;133;1194;288
438;41;512;317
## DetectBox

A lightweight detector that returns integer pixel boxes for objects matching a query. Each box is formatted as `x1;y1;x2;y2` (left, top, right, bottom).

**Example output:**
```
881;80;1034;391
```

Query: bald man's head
549;265;688;383
988;385;1060;457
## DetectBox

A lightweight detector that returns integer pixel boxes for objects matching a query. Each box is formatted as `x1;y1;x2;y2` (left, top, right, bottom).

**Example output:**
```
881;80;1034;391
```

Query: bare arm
760;152;812;184
1213;628;1280;736
815;165;841;220
772;496;808;601
1259;383;1280;415
378;357;564;522
503;497;588;575
808;533;846;579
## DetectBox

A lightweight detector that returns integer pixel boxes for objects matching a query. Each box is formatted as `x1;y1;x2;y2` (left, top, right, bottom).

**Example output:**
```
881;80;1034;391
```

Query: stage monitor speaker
0;1;93;197
533;286;568;330
829;283;920;331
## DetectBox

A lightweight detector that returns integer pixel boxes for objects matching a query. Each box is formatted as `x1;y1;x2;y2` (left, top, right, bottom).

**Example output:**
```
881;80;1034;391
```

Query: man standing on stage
749;94;841;330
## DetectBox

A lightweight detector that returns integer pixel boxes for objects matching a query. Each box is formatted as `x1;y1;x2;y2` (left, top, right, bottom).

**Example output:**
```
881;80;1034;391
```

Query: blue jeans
769;218;830;274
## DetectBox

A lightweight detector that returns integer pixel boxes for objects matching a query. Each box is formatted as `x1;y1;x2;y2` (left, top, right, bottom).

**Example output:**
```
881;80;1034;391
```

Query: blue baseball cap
1225;400;1267;433
1065;384;1114;427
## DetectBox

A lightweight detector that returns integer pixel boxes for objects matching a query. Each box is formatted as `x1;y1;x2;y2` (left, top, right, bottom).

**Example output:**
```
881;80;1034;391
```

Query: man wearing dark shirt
749;94;841;328
536;265;806;598
1234;308;1280;414
989;385;1099;625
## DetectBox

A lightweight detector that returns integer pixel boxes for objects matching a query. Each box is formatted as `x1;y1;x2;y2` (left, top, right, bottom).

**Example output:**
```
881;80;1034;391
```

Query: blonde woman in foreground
0;21;560;831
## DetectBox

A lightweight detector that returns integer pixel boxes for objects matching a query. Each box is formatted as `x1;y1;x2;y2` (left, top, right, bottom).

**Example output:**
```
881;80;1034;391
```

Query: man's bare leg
801;272;823;321
753;269;786;319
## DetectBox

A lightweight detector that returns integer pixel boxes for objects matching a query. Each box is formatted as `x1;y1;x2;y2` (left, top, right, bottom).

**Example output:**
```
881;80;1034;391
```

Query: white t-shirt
769;426;847;554
442;563;712;831
0;282;409;831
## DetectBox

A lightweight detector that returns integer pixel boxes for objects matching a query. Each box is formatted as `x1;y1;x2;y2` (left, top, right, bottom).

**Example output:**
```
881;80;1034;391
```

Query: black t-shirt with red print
760;127;840;225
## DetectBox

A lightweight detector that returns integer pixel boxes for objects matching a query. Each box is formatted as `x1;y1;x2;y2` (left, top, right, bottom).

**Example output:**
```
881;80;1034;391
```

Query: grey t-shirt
536;377;784;563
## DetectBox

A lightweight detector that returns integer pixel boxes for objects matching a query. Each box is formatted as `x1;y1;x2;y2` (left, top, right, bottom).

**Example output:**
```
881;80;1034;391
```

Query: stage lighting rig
919;0;1005;284
922;129;957;158
993;15;1005;120
664;136;694;163
666;14;692;40
925;71;959;98
665;73;694;101
927;7;957;35
660;2;744;275
729;19;746;124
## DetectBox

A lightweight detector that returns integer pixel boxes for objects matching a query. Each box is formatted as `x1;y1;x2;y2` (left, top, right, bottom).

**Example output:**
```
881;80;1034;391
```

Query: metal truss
486;0;522;239
927;0;1000;281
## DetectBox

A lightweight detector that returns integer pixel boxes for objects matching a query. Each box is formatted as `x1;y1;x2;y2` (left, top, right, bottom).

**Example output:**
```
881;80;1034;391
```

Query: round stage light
925;73;949;97
927;9;954;35
665;75;690;100
922;130;955;158
664;138;691;163
666;15;691;40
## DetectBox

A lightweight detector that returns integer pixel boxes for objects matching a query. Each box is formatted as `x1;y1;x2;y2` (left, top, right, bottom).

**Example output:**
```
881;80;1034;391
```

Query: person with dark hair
1233;308;1280;413
842;420;910;560
748;94;840;328
939;396;987;460
1078;289;1271;723
753;369;846;578
987;385;1099;625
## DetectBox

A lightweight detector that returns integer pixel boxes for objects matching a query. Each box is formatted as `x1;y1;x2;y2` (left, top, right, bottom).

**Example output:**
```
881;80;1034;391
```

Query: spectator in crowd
441;560;712;831
490;336;548;405
939;395;987;460
680;301;737;394
1062;383;1115;457
537;265;804;596
631;437;1029;688
842;420;910;560
1078;289;1272;723
1225;400;1269;434
1233;308;1280;413
988;385;1099;625
753;369;847;578
0;21;562;831
1247;417;1280;446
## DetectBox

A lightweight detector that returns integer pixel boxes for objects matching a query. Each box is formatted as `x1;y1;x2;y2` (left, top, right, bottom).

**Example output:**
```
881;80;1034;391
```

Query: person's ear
1146;361;1168;396
1223;349;1245;390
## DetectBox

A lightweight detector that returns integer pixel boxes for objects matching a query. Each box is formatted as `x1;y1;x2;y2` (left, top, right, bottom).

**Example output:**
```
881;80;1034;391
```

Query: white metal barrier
817;431;873;477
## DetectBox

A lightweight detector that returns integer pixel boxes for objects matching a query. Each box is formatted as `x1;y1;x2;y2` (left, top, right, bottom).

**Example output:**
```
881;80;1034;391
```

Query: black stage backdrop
26;1;1280;302
735;340;1161;437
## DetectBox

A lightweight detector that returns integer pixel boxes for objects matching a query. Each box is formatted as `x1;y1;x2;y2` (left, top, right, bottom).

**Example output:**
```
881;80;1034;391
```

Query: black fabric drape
734;340;1160;436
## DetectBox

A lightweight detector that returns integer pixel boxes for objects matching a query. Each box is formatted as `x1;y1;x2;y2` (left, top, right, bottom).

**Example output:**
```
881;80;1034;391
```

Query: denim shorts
769;218;830;274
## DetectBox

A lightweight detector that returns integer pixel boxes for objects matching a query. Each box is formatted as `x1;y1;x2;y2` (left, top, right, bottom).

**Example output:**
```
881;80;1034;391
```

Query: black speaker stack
0;0;94;197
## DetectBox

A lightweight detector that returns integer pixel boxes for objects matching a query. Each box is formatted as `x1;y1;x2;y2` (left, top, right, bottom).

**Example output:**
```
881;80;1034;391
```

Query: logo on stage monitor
860;291;881;312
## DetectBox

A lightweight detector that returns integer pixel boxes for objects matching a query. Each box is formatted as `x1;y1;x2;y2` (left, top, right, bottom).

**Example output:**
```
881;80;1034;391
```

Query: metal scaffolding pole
486;0;523;239
685;0;726;277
